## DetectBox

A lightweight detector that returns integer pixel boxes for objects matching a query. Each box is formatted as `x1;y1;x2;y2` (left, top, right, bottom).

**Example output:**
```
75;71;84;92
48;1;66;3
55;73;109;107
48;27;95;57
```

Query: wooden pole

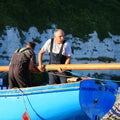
0;66;9;72
45;63;120;70
0;63;120;72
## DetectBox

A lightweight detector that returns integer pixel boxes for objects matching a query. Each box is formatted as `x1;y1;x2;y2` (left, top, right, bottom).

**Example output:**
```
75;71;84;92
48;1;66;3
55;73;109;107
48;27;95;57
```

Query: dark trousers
9;64;31;89
48;72;67;84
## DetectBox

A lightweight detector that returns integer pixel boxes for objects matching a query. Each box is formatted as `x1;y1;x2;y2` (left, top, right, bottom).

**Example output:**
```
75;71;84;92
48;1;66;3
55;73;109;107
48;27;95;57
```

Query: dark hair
27;41;36;49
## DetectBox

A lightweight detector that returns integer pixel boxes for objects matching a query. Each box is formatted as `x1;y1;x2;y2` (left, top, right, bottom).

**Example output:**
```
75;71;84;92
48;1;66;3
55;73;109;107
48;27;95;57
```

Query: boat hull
0;79;118;120
80;80;118;119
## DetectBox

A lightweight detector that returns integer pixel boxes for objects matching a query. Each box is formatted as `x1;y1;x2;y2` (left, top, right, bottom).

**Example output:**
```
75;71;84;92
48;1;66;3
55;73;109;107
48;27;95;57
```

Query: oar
0;66;9;72
0;63;120;72
45;63;120;70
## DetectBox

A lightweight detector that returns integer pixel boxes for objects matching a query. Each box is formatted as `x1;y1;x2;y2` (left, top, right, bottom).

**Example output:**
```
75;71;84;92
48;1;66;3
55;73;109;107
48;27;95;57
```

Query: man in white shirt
38;29;72;84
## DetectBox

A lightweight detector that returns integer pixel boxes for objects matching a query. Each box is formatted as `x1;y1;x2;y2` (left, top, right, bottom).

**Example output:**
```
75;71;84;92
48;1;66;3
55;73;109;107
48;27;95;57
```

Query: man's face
54;30;64;44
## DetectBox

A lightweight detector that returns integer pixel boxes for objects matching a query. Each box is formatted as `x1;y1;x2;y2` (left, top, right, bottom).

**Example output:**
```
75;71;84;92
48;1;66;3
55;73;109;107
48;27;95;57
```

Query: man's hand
38;65;45;72
57;67;64;73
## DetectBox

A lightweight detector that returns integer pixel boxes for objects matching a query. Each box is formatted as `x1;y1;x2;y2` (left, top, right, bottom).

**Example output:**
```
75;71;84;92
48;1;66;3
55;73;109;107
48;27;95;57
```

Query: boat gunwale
0;81;81;97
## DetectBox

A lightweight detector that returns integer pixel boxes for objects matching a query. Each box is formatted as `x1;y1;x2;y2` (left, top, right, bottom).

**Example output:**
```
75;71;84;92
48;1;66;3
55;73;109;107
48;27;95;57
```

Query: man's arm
29;61;40;72
64;42;72;64
65;56;71;64
57;56;71;73
38;50;45;72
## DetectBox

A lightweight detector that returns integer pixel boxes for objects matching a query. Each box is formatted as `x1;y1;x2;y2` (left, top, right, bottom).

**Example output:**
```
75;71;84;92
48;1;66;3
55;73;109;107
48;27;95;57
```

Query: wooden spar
45;63;120;70
0;66;9;72
0;63;120;72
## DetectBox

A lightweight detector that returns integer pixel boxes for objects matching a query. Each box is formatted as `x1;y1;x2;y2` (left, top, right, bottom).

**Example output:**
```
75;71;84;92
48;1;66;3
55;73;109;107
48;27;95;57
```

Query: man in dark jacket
9;41;40;89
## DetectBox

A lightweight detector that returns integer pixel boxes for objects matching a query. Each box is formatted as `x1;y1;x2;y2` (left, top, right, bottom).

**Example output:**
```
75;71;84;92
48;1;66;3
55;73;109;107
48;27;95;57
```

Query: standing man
38;29;72;84
9;41;40;89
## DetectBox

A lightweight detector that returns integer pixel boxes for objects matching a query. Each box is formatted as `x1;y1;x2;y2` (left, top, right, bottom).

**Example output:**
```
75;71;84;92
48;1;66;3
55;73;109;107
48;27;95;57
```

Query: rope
52;71;120;83
48;71;74;78
18;88;28;112
18;88;45;120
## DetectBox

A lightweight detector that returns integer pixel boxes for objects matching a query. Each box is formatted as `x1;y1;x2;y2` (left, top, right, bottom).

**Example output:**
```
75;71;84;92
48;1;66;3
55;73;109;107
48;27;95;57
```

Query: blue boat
0;64;119;119
0;78;118;120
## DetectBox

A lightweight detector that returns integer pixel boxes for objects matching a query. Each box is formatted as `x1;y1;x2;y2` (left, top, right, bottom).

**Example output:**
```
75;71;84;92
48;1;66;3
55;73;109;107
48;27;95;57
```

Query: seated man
9;41;40;88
